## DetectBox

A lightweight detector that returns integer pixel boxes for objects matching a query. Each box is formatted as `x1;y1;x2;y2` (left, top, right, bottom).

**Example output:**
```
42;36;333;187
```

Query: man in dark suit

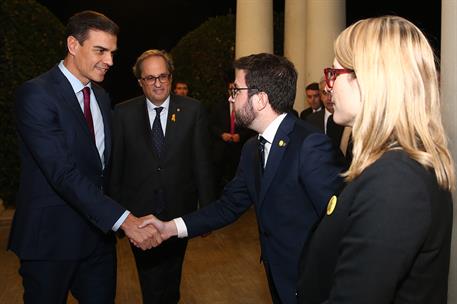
299;82;322;120
210;82;256;194
108;49;215;303
8;11;158;304
306;79;345;147
143;53;346;304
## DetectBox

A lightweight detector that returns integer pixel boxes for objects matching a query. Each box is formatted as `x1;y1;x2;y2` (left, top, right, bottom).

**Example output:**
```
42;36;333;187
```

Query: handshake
120;214;177;250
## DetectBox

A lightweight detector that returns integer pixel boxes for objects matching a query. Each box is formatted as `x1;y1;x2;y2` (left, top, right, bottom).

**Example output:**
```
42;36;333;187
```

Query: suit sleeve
15;82;125;233
300;133;346;216
326;164;431;303
183;141;255;237
192;102;216;207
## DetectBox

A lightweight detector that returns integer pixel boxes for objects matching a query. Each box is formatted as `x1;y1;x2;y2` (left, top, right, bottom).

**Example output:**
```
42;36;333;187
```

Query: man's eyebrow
93;45;117;53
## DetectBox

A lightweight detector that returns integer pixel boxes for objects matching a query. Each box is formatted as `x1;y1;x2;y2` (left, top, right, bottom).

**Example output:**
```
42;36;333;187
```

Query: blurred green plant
171;15;236;109
170;12;284;110
0;0;64;206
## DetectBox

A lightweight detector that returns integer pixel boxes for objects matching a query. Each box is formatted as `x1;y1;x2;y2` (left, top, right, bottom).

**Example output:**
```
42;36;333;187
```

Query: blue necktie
152;107;165;158
258;136;267;174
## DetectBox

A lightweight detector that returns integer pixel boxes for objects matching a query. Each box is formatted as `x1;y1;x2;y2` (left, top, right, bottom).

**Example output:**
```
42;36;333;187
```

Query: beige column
235;0;273;59
306;0;346;84
285;0;345;113
441;1;457;302
284;0;306;113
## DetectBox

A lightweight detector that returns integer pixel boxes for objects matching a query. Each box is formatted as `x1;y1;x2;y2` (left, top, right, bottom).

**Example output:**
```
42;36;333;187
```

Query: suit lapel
51;67;91;137
258;114;295;205
163;96;179;159
51;67;101;164
254;138;262;198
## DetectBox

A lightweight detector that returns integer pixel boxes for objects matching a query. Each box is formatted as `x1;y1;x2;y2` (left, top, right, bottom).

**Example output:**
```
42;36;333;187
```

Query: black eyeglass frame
140;73;171;85
229;87;259;99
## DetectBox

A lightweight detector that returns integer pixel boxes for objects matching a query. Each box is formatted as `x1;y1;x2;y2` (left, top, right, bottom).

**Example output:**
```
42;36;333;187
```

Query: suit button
156;167;161;172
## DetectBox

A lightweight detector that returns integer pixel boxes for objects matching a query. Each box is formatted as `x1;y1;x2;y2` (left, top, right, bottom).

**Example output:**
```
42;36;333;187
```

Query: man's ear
67;36;80;56
138;79;144;88
255;92;269;111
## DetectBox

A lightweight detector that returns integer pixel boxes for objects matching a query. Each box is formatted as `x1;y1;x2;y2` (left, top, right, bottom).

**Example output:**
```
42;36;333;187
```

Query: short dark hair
173;81;188;89
65;10;119;45
305;82;319;91
132;49;174;79
233;53;297;114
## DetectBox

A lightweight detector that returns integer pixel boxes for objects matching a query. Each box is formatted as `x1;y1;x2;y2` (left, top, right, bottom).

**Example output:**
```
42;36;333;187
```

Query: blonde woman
297;15;455;304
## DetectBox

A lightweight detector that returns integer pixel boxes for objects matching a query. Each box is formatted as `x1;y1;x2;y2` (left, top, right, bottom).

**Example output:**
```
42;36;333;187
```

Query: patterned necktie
152;107;165;158
82;87;95;141
258;136;267;174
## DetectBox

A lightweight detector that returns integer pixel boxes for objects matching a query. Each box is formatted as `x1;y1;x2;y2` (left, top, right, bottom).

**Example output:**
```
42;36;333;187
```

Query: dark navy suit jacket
8;65;125;260
182;114;346;304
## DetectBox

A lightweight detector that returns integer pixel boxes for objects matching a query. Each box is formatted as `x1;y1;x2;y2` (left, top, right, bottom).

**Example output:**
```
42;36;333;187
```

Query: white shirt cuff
112;210;130;231
173;217;188;238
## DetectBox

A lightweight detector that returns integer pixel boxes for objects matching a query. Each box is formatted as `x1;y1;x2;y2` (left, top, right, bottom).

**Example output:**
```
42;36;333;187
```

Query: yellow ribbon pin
326;195;337;215
278;140;286;147
171;114;176;122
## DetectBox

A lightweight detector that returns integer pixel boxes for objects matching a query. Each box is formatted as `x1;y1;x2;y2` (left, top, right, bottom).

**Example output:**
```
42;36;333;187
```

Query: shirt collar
146;95;170;112
58;60;92;94
260;113;287;144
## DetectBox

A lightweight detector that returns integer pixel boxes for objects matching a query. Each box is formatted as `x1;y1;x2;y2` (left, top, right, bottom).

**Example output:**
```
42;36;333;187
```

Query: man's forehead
234;70;246;85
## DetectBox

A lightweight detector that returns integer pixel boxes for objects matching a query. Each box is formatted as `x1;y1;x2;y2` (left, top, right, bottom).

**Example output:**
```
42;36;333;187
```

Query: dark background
35;0;441;104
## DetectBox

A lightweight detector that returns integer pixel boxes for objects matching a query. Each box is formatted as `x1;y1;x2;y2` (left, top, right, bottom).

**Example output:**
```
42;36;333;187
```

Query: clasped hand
120;214;176;250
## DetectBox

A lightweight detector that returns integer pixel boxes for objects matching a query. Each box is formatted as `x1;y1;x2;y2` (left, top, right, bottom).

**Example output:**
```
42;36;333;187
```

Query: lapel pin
326;195;337;216
177;108;181;112
278;140;286;147
171;114;176;122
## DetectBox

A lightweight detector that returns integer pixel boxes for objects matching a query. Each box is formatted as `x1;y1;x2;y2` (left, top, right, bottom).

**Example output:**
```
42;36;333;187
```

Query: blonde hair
335;15;455;191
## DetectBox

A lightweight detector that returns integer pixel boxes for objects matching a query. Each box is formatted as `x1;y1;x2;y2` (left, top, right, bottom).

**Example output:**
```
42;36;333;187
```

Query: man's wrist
173;217;188;238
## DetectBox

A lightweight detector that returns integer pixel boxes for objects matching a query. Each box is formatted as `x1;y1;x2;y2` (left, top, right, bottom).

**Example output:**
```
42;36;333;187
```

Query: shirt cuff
173;217;188;238
112;210;130;232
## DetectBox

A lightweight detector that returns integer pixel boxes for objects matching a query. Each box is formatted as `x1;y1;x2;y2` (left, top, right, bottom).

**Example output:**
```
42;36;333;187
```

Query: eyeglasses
323;68;354;89
229;87;258;99
140;73;171;85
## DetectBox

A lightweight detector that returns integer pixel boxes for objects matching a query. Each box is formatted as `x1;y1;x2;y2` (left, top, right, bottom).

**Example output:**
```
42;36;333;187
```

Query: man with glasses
109;49;215;303
141;53;346;304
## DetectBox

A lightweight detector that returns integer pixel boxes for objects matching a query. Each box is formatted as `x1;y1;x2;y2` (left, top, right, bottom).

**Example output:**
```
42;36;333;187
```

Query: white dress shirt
324;109;332;134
